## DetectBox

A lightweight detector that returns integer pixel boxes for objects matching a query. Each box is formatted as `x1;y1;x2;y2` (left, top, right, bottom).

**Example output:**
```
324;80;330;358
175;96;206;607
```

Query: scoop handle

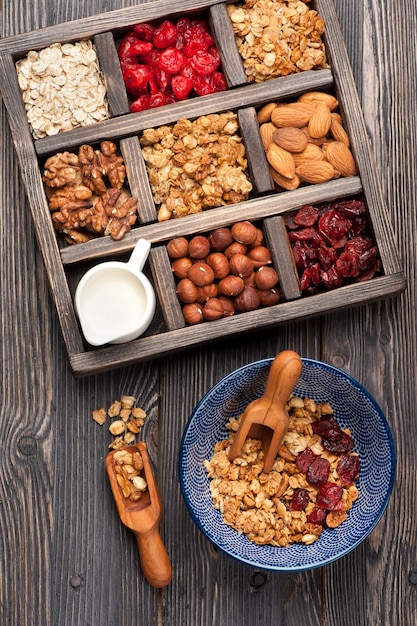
262;350;302;415
134;527;172;588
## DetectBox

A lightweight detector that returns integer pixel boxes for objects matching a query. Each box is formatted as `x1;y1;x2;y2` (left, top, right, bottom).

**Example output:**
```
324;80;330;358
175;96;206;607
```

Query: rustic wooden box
0;0;405;376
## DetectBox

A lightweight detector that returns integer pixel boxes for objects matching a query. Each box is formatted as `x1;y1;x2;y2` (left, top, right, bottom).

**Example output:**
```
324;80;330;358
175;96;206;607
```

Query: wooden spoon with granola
228;350;302;473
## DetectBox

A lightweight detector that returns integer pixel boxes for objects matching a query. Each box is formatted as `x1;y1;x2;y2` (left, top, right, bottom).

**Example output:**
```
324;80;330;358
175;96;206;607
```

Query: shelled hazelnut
167;221;281;325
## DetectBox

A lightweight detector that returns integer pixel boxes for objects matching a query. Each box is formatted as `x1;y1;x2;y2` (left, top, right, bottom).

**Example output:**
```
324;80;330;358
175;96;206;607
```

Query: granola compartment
0;0;405;375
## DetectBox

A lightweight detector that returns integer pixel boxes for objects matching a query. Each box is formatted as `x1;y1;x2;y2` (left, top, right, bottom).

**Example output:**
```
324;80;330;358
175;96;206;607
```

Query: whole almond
293;143;324;166
298;91;339;111
259;122;276;150
330;117;350;146
296;160;335;184
272;127;308;153
270;168;301;190
308;101;332;139
257;102;278;124
271;103;314;128
325;141;357;177
266;143;296;179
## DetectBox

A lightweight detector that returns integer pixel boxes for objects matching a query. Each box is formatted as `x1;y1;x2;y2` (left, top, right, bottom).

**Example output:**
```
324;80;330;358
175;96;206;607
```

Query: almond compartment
0;0;405;375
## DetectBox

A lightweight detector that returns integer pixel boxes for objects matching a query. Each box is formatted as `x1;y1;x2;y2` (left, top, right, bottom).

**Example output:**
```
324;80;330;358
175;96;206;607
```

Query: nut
217;275;245;297
258;288;281;306
208;227;234;251
219;296;235;317
234;286;260;312
324;141;357;177
295;160;335;184
202;298;225;321
247;246;272;268
109;420;126;436
266;143;296;179
308;102;332;139
257;102;278;124
272;127;309;153
188;235;210;259
271;103;315;129
298;91;339;111
171;256;193;279
231;221;258;245
293;143;324;167
270;168;301;191
176;278;198;303
187;262;215;287
197;284;218;303
259;122;276;150
255;266;279;290
224;241;247;259
182;303;203;325
330;117;350;146
167;237;189;258
229;253;254;278
206;253;230;280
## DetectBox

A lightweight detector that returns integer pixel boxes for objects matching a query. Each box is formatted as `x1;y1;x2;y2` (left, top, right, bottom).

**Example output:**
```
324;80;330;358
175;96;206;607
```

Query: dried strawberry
316;482;343;509
290;488;310;511
296;447;316;472
307;457;330;486
153;20;177;48
337;454;360;486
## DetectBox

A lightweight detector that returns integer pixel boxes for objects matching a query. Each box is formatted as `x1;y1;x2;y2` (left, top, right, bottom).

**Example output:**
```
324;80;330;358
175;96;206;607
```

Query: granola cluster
204;396;359;547
140;112;253;222
42;141;138;243
227;0;327;83
16;41;109;139
91;394;147;450
112;448;148;502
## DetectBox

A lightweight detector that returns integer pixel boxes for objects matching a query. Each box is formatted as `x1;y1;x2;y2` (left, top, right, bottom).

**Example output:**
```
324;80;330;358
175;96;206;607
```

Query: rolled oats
204;396;360;547
16;40;109;139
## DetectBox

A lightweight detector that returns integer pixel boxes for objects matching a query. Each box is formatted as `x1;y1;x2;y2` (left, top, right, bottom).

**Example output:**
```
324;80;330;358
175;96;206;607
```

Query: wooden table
1;1;415;624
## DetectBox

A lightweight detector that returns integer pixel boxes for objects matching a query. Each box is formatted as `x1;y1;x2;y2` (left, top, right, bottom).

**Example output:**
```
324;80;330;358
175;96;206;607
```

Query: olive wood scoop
106;441;172;588
228;350;303;473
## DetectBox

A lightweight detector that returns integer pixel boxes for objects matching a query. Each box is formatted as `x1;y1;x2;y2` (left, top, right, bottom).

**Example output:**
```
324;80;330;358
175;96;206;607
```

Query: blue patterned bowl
179;358;395;571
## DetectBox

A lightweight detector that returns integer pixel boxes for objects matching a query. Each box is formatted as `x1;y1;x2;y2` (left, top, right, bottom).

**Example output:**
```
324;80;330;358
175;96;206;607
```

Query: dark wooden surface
0;1;416;625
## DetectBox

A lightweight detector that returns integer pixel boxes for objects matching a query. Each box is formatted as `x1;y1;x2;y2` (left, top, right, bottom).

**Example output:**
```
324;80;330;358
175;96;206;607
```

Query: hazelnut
176;278;198;303
258;288;281;307
248;227;264;249
244;271;257;288
167;237;189;258
229;253;254;278
182;303;203;325
224;241;247;259
206;253;230;280
255;266;279;290
171;256;192;280
208;227;233;251
217;275;245;297
188;235;210;259
197;283;218;303
234;286;261;312
187;262;215;287
247;246;272;268
219;296;235;317
202;297;224;321
231;221;258;245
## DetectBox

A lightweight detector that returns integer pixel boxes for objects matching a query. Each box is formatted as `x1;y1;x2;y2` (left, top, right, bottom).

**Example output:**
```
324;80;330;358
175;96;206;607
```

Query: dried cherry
307;507;327;525
306;457;330;486
290;488;310;511
296;447;316;472
153;20;178;48
337;454;360;486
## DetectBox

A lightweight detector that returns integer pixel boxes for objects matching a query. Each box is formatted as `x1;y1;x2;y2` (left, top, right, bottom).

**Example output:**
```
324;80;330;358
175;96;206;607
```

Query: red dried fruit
306;457;330;486
172;75;193;100
153;20;178;48
322;431;354;455
183;31;215;57
290;488;310;511
121;64;152;94
158;47;187;74
337;455;360;486
132;22;155;42
316;482;343;510
296;447;316;473
318;209;351;248
130;94;151;112
149;93;167;108
307;507;327;525
190;47;221;75
294;204;319;227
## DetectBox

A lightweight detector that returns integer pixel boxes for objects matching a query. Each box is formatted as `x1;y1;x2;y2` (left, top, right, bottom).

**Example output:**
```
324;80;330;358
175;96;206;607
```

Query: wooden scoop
228;350;302;473
106;441;172;588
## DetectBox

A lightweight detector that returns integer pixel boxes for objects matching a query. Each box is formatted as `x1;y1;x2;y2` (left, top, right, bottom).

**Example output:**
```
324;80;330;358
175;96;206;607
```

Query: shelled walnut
257;91;357;191
139;112;253;222
42;141;138;243
167;222;281;324
227;0;327;84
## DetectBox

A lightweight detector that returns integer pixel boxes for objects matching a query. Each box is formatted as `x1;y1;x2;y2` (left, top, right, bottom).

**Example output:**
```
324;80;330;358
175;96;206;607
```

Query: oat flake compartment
0;0;405;375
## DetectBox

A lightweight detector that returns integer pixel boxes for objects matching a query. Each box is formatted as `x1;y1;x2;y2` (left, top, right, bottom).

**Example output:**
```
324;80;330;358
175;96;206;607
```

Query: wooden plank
119;136;158;224
263;215;301;301
94;31;129;116
238;106;274;195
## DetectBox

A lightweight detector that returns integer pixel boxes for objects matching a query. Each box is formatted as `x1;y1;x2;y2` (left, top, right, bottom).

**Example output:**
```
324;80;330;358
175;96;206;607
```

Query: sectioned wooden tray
0;0;406;376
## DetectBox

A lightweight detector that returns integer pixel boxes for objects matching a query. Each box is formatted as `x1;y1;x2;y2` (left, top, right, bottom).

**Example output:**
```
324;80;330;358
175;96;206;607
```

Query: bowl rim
178;357;396;571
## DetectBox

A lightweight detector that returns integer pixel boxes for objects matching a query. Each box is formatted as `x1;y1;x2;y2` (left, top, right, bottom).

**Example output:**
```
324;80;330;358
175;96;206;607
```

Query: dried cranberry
283;211;299;230
149;93;167;108
345;236;372;255
322;431;354;455
337;455;360;486
317;245;337;270
130;94;151;112
153;20;178;48
209;71;228;92
190;47;221;75
121;64;152;94
335;249;360;278
294;205;319;227
290;488;310;511
288;227;319;243
158;47;187;74
176;17;192;33
316;482;343;509
359;246;378;272
307;457;330;486
320;266;343;289
296;447;316;473
307;507;327;525
335;197;366;217
172;75;193;100
183;31;215;57
318;209;351;248
133;22;155;42
311;418;338;437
